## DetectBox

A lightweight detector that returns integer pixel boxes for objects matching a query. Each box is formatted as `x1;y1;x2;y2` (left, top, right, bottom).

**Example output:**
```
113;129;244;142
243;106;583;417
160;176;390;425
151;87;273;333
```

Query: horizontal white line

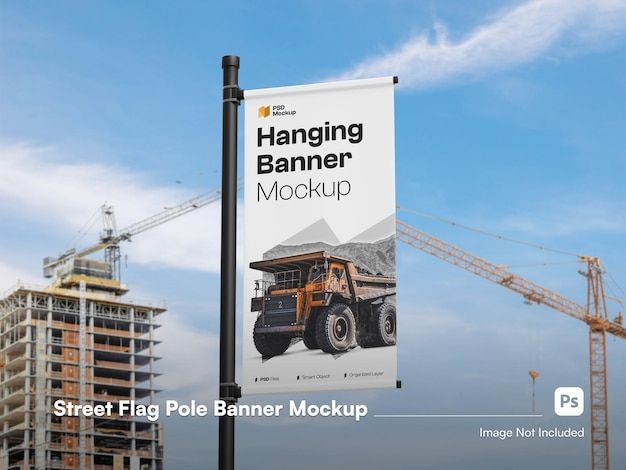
374;414;543;418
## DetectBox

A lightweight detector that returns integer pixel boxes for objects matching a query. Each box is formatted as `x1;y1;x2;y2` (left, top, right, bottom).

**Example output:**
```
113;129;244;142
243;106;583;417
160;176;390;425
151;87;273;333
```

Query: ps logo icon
554;387;584;416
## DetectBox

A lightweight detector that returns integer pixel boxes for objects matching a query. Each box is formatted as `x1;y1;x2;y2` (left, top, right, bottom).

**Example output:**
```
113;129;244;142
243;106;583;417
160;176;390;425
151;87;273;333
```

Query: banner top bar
244;76;395;99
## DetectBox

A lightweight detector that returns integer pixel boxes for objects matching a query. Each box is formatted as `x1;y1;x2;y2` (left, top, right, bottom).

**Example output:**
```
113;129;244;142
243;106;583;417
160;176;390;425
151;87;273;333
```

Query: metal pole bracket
219;382;242;402
223;85;244;104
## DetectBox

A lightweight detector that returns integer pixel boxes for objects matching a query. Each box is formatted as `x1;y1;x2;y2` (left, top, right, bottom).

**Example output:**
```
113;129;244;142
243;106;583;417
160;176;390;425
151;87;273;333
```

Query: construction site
0;211;166;469
0;191;222;470
0;186;624;470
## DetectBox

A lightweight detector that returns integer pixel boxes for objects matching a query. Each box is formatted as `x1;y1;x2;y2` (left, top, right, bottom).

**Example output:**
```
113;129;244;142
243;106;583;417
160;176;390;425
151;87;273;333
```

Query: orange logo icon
258;105;270;118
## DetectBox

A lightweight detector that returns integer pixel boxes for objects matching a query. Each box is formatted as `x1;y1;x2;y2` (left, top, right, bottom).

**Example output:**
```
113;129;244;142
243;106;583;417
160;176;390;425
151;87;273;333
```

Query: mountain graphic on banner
281;218;341;246
263;217;395;277
348;213;395;243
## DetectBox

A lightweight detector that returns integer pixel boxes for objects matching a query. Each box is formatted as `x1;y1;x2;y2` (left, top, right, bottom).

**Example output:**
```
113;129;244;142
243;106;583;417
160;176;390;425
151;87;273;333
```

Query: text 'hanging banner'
243;77;397;394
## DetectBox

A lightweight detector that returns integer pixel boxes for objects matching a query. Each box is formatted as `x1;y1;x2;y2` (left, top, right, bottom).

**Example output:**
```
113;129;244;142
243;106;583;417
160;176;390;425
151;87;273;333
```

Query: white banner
243;77;397;394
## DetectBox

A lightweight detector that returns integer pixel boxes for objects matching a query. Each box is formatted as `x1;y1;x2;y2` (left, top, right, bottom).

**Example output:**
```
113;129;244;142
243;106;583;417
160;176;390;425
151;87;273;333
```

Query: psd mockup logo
258;105;270;118
554;387;584;416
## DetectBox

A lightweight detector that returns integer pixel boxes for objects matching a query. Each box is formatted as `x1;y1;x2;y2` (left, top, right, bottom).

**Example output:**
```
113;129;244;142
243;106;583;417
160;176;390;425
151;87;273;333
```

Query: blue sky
1;1;625;469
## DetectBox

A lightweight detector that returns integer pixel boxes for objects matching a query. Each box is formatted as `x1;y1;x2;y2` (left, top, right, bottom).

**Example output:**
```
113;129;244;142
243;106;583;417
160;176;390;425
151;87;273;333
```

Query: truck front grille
261;294;297;327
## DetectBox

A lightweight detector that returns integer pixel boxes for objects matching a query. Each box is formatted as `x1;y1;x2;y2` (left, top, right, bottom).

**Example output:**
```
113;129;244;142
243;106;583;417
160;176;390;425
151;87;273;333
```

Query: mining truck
250;251;396;357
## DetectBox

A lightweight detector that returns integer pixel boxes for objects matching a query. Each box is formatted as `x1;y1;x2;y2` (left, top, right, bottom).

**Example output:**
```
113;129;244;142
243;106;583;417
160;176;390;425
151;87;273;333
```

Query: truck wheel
316;303;356;354
373;302;396;346
253;318;291;357
303;314;320;349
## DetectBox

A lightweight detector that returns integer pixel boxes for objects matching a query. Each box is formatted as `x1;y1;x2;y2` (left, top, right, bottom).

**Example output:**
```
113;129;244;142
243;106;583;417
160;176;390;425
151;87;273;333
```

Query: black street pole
219;55;242;470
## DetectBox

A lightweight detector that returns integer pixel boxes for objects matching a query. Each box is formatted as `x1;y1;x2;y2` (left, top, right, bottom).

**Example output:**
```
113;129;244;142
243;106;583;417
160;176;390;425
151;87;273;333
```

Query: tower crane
42;189;223;291
397;219;625;470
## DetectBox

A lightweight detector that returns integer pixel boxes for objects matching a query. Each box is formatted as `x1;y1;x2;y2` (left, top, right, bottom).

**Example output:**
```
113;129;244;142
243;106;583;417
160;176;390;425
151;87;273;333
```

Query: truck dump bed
249;251;348;273
250;250;396;301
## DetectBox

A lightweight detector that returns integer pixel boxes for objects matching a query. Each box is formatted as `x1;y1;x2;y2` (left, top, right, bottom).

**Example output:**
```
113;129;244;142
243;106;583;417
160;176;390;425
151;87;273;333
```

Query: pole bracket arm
223;85;244;105
219;382;242;402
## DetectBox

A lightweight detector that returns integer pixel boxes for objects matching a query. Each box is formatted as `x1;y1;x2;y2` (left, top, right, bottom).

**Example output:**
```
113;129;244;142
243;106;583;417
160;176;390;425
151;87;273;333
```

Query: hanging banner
242;77;397;394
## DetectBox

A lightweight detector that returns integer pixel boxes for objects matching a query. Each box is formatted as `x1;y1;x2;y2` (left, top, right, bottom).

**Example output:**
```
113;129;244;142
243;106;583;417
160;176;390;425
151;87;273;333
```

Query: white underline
374;414;543;418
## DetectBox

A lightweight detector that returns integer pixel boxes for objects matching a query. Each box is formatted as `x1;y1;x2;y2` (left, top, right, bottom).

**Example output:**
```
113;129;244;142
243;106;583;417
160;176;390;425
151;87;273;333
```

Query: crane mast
584;257;611;470
397;219;625;470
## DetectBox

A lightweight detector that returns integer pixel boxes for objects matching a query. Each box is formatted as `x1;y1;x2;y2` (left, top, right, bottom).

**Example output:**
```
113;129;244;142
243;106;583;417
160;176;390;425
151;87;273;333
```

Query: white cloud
0;142;225;398
336;0;626;88
155;312;220;401
0;142;228;272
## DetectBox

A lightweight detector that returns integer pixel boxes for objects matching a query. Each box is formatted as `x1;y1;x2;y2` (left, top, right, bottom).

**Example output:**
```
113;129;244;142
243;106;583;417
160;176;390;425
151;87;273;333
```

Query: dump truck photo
250;251;396;357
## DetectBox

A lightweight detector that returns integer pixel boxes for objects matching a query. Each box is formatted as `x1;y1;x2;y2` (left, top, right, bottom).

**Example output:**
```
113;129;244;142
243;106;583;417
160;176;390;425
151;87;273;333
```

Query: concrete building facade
0;280;164;470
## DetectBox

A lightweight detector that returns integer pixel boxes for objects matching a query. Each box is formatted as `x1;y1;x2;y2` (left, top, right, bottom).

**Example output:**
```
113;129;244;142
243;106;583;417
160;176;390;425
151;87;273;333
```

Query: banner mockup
243;77;397;393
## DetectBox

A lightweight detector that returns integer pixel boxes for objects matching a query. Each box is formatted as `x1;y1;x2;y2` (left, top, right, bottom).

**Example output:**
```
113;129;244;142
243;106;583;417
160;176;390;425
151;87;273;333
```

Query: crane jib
46;189;223;273
396;220;625;337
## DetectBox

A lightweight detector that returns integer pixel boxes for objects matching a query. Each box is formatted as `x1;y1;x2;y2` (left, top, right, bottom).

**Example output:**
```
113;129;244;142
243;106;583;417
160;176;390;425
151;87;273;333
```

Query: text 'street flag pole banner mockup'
243;77;398;394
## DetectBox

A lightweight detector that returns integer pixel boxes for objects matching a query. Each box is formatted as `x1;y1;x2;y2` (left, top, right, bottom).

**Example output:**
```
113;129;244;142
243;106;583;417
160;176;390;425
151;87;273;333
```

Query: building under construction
0;194;222;470
0;256;164;470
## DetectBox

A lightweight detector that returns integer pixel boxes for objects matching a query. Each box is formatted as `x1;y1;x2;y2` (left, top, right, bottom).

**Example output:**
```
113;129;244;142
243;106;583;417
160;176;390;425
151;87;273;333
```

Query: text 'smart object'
243;77;398;394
